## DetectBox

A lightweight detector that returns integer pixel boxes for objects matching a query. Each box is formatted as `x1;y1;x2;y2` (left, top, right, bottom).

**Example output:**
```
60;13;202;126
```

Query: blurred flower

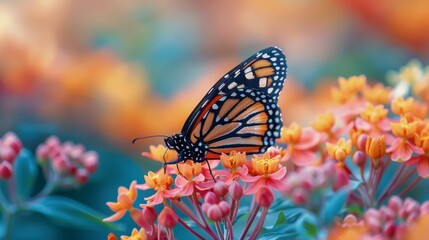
326;138;352;163
362;83;391;105
391;96;414;116
357;103;391;134
120;228;147;240
365;135;386;160
388;118;423;162
338;75;366;94
104;181;137;222
0;132;22;180
142;145;178;163
280;122;320;166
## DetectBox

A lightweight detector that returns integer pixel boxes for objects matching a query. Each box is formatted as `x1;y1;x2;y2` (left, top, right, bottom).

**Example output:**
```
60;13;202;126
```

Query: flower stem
239;204;260;240
178;218;206;240
377;163;406;204
399;177;421;198
248;207;268;240
215;221;225;240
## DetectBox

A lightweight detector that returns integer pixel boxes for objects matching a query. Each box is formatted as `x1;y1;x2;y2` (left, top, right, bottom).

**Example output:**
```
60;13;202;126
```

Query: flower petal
291;150;316;166
418;158;429;178
294;128;321;149
269;167;287;180
244;179;265;195
103;209;127;222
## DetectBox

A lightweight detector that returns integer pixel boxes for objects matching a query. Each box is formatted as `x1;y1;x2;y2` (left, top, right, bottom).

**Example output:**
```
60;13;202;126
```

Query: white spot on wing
259;78;267;87
228;82;238;89
262;53;270;58
245;71;255;79
267;87;274;94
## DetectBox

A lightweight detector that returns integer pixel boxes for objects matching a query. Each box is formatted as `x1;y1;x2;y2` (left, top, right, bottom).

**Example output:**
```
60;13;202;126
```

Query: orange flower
402;214;429;240
138;171;174;206
338;75;366;94
326;138;352;163
391;117;419;139
104;181;137;222
311;112;335;133
280;122;302;144
220;151;246;171
391;96;414;115
365;135;386;160
120;228;147;240
362;83;391;104
142;144;178;163
415;128;429;152
360;103;388;125
251;152;281;176
331;87;354;104
175;162;202;180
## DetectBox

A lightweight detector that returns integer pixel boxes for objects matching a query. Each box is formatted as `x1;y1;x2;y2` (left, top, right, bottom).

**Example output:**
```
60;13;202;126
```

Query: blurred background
0;0;428;239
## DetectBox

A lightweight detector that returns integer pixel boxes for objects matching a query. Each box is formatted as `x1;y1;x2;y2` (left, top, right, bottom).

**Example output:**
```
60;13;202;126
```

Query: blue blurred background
0;0;429;239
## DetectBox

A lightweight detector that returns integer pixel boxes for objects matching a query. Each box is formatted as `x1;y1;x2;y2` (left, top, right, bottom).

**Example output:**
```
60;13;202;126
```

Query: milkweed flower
279;122;320;166
326;138;352;163
104;181;137;222
141;144;178;163
119;228;147;240
406;127;429;178
356;103;391;135
362;83;391;105
0;132;22;180
388;117;424;162
241;152;287;194
217;151;248;184
168;162;214;197
137;171;174;206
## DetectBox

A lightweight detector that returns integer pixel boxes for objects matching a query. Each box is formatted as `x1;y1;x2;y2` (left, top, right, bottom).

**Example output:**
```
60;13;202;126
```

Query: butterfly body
163;47;287;177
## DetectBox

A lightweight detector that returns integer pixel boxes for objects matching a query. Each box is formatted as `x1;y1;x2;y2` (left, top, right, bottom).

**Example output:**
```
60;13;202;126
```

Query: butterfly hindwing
182;46;287;135
188;88;282;159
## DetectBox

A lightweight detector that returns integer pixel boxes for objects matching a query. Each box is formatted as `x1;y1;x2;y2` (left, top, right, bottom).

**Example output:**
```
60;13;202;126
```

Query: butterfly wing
182;46;287;134
188;88;282;159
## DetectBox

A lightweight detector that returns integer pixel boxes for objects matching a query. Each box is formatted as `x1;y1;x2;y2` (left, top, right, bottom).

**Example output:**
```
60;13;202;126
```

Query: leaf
295;213;318;238
28;196;121;230
14;149;38;199
320;187;349;226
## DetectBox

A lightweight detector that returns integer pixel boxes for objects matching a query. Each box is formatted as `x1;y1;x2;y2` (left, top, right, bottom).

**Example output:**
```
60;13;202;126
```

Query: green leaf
14;149;38;199
320;187;349;226
28;196;121;230
347;204;363;216
303;221;318;237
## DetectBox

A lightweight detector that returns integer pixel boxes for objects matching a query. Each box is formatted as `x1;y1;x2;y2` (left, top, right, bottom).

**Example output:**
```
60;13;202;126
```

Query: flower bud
141;206;157;225
75;168;89;184
53;156;70;173
291;188;307;205
202;202;211;213
0;161;13;180
352;151;366;168
213;181;228;197
107;233;118;240
204;192;219;205
218;201;230;216
256;187;274;207
0;146;16;163
333;167;349;191
82;151;98;173
380;206;395;222
158;206;178;228
357;134;368;151
383;221;396;239
46;136;61;149
36;145;49;161
2;132;22;155
207;204;223;221
228;181;243;201
365;135;386;160
388;196;403;213
420;201;429;215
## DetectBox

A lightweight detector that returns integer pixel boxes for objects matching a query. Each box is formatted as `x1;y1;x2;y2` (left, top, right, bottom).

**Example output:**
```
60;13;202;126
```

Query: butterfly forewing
188;88;282;159
182;46;287;135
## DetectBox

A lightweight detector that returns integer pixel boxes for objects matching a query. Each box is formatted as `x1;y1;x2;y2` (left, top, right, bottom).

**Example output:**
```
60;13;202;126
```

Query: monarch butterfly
151;47;286;179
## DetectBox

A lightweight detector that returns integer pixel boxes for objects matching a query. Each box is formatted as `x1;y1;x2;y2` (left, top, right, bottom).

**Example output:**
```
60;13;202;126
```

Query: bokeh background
1;0;429;239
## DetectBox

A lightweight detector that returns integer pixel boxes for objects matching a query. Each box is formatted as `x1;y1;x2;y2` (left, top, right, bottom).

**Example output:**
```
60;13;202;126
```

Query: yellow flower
331;87;353;104
144;171;173;191
176;162;202;180
311;112;335;132
251;152;280;176
338;75;366;94
220;151;246;171
362;83;391;104
391;96;414;115
326;138;352;162
142;144;178;163
104;181;137;222
121;228;147;240
365;135;386;160
360;103;388;124
280;122;302;144
391;117;419;139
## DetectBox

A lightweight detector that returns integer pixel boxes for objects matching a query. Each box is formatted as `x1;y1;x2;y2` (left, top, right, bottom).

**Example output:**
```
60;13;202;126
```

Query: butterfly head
164;134;185;151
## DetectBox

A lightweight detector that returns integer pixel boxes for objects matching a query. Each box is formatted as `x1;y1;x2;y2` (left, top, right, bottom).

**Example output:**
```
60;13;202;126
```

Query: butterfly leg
204;159;217;182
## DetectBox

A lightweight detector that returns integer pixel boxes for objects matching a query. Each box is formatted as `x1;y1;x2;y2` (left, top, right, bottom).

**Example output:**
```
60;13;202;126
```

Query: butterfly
163;46;287;178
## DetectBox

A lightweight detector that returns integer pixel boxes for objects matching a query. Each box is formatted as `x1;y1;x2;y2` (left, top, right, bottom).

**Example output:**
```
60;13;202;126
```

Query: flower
338;75;366;94
104;181;137;222
241;152;287;194
326;138;352;163
280;122;320;166
137;171;174;206
391;96;414;116
388;118;423;162
120;228;147;240
220;151;246;170
357;103;391;133
158;206;179;228
362;83;391;104
142;144;178;163
365;135;386;160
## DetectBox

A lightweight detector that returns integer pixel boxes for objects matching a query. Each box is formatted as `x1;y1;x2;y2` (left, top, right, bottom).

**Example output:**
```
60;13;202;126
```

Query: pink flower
168;174;214;197
137;170;174;206
241;153;287;194
387;138;424;162
405;155;429;178
279;123;321;166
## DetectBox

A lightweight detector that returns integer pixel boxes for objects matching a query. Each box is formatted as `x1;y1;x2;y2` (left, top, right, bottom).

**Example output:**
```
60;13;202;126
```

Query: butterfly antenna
132;135;169;144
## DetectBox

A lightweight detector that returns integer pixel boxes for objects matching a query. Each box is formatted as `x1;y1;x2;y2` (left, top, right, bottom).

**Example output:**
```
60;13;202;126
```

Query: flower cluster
105;145;286;239
36;136;98;185
0;132;22;180
106;61;429;239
